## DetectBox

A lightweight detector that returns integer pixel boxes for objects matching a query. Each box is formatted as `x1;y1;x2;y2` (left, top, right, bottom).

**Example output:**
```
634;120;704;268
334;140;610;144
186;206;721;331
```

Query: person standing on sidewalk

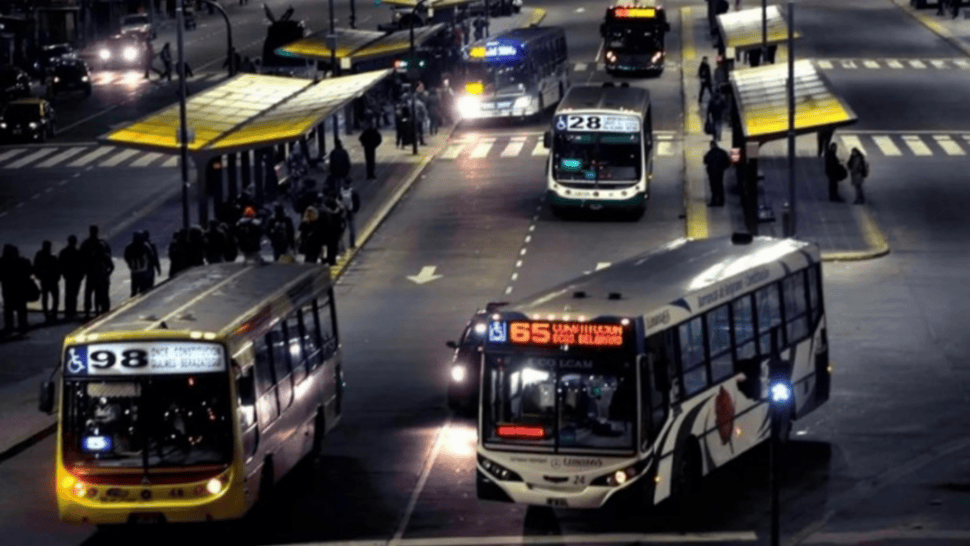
124;231;154;297
204;220;228;264
706;90;727;141
703;141;731;207
267;204;296;261
80;225;113;317
142;230;161;290
235;206;265;263
298;206;324;263
698;56;713;104
0;244;32;334
321;195;346;266
59;234;83;320
824;142;847;202
359;119;382;180
33;240;61;323
328;139;352;193
339;179;361;250
847;148;869;205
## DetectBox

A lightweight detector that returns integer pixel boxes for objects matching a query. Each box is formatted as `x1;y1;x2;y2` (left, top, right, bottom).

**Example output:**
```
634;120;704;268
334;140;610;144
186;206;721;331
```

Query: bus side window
286;314;306;385
268;322;294;411
807;264;822;323
783;271;809;343
317;296;337;360
707;304;733;382
641;338;670;452
677;317;707;396
755;283;784;355
254;334;279;427
236;365;257;428
733;294;757;362
300;305;321;372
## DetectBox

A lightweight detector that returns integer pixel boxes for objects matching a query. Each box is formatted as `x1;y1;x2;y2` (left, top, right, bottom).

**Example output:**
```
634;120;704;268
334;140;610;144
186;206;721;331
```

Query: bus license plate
546;498;567;507
571;190;591;198
129;512;165;524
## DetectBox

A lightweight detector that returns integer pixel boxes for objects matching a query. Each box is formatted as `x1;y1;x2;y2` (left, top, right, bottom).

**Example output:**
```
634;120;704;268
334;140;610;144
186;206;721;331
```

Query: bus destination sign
64;342;225;376
556;114;640;133
488;320;625;348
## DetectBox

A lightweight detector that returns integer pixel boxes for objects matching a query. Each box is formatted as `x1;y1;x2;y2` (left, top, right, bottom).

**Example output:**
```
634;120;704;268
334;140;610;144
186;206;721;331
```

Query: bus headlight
457;95;481;119
652;51;664;64
205;478;223;495
451;365;466;383
122;46;138;61
478;455;523;482
606;50;617;63
513;96;532;109
99;48;111;60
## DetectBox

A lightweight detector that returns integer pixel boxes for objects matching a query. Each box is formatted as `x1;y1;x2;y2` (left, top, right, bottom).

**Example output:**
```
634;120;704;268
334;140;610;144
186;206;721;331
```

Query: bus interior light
496;424;546;439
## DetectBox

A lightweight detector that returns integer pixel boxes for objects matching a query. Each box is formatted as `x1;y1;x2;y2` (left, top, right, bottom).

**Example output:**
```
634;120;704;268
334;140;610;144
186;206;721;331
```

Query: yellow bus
39;262;344;525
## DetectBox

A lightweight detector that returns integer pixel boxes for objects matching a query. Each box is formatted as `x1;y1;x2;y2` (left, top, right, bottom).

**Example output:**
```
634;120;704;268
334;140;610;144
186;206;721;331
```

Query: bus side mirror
446;340;458;349
39;381;55;415
543;130;551;149
736;358;761;401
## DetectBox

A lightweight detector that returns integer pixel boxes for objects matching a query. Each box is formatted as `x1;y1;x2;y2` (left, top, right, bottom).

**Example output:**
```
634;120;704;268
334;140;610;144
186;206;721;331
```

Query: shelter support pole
177;0;190;230
785;0;796;237
195;154;210;227
206;157;224;225
317;123;327;160
241;150;252;195
199;0;235;76
227;153;238;200
254;148;265;204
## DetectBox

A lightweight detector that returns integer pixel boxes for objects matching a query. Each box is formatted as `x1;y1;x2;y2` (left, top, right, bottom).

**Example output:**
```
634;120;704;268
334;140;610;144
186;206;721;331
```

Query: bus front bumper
477;469;630;509
547;188;646;210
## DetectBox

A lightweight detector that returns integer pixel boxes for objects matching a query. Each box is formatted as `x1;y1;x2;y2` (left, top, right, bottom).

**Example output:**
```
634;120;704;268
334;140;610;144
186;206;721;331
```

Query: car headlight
81;76;89;82
513;96;532;109
0;122;6;129
29;122;38;129
606;50;617;63
652;51;664;63
122;47;137;61
99;49;110;61
451;365;466;383
457;95;481;119
53;77;60;83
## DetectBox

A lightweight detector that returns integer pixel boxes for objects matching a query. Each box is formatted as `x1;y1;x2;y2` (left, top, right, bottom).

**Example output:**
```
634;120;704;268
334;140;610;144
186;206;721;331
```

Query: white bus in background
476;234;831;510
456;26;569;121
544;82;654;219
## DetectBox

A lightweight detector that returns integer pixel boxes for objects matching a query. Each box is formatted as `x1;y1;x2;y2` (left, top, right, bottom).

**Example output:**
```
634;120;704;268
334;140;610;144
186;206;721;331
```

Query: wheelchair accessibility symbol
488;321;508;343
66;347;87;375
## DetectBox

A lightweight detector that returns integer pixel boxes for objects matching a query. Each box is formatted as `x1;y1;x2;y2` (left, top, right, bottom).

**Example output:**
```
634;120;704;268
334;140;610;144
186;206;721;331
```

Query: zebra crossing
814;58;970;70
438;132;679;161
758;132;970;158
0;144;179;169
88;71;226;87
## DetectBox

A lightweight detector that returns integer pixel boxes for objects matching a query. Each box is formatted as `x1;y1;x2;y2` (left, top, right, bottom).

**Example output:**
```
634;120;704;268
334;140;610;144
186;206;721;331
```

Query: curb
530;8;547;25
681;6;710;240
820;204;891;261
890;0;970;58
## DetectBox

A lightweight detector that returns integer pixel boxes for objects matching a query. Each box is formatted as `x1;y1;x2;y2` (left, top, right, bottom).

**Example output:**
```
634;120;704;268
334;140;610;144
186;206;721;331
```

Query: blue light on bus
584;171;596;180
561;158;582;171
485;43;520;58
82;435;113;453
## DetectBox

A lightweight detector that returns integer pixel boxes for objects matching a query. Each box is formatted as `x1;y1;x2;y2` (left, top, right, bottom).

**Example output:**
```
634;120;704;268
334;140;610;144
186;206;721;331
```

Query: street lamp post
767;329;793;546
409;0;428;155
785;0;796;236
762;0;768;63
176;0;190;230
199;0;236;76
328;0;340;144
350;0;357;28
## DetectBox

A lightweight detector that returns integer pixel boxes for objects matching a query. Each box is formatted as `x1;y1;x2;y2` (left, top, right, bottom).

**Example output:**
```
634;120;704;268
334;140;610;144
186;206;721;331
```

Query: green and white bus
476;234;831;509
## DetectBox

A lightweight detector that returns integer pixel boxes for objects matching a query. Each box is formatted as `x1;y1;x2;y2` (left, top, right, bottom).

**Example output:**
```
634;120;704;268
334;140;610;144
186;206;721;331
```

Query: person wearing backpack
268;204;296;261
847;147;869;205
339;179;361;249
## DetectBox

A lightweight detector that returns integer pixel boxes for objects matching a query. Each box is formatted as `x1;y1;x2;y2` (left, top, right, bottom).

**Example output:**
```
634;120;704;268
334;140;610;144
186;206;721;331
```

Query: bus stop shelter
716;5;801;62
276;24;449;72
728;59;857;231
101;69;392;226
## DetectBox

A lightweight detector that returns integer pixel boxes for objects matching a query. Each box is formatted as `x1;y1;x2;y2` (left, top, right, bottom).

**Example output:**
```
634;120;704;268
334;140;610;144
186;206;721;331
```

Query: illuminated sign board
613;7;657;18
487;320;626;348
555;114;640;133
64;342;225;376
485;43;519;58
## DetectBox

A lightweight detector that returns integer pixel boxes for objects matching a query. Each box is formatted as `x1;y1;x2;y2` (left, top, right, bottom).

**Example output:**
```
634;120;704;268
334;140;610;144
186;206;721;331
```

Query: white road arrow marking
407;266;443;285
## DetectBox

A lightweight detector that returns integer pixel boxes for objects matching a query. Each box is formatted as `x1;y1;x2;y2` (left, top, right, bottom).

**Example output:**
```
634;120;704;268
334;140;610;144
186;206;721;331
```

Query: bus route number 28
557;115;601;131
90;349;149;369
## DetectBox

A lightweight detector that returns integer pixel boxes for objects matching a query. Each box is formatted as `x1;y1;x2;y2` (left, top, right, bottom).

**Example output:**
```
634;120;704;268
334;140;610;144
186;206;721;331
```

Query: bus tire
311;408;325;459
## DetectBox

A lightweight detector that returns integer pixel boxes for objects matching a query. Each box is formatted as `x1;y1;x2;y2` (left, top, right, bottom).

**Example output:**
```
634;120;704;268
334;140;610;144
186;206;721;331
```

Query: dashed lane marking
439;142;464;159
0;148;27;162
532;141;547;156
658;141;674;156
161;155;180;168
839;135;865;156
130;151;165;167
931;59;948;68
816;60;833;69
841;60;857;69
863;59;879;68
887;59;904;68
909;59;927;68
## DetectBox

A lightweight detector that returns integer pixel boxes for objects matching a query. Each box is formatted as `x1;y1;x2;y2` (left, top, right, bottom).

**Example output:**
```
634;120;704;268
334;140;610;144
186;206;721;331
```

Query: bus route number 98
90;349;149;369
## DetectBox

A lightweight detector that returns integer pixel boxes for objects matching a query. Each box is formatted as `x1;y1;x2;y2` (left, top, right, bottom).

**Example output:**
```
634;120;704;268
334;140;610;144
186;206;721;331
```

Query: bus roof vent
573;291;587;299
608;292;622;300
602;81;615;88
731;232;754;245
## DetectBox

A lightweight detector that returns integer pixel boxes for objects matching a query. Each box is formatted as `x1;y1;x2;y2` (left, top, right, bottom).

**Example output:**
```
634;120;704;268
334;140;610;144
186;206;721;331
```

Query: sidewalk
893;0;970;59
680;5;889;261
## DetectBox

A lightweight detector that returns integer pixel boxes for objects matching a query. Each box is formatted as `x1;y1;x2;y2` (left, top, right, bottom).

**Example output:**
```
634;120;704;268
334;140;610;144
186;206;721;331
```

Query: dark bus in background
600;2;670;76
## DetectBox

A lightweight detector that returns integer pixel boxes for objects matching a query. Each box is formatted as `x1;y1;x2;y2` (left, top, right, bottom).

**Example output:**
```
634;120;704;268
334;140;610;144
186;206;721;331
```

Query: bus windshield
553;132;642;182
62;374;233;469
606;29;661;53
483;354;636;451
466;62;531;93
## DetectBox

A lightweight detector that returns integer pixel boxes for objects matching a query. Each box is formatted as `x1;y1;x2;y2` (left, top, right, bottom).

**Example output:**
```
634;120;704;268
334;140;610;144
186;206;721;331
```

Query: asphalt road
3;0;970;545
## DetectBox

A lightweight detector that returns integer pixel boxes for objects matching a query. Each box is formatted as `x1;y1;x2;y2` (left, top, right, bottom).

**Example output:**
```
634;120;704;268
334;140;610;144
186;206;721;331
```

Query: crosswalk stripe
5;147;58;168
931;59;948;69
933;135;965;155
902;135;932;156
500;137;527;157
161;155;179;168
574;62;588;71
469;139;494;158
908;60;926;69
130;151;165;167
872;136;902;156
657;142;674;156
36;146;89;167
0;148;28;163
887;59;904;69
841;60;857;69
863;59;879;68
68;146;115;167
955;59;970;69
839;135;865;156
816;60;833;69
99;148;140;167
532;141;548;156
440;142;465;159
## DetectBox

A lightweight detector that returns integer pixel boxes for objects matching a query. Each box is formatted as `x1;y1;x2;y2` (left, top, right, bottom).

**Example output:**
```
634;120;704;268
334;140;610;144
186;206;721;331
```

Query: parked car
120;13;156;39
0;98;56;143
0;65;32;102
48;60;92;97
31;43;78;78
96;33;150;70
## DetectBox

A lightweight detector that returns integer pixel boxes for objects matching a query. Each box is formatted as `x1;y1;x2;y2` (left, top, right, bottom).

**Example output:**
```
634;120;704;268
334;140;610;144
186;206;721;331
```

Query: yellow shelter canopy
717;5;801;51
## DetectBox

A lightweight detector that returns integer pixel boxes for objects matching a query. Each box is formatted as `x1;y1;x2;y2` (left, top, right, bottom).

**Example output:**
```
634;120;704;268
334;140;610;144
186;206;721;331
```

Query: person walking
412;94;428;145
339;179;361;249
34;240;61;322
80;225;113;317
824;142;846;202
359;119;383;180
160;42;173;82
0;244;33;334
59;235;83;320
706;90;726;141
297;206;324;263
426;88;442;136
124;231;155;297
698;56;713;104
235;206;265;262
267;204;296;261
847;148;869;205
328;139;352;192
395;104;406;148
703;140;731;207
